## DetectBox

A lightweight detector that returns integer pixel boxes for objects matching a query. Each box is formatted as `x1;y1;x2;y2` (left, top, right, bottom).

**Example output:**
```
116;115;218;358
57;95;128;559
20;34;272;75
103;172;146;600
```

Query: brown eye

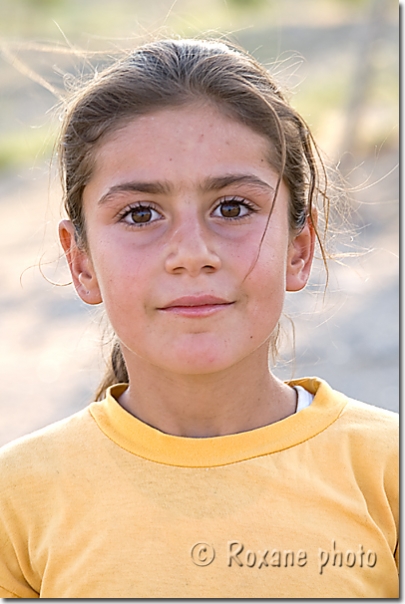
220;202;242;218
212;199;254;220
131;207;152;223
121;205;161;226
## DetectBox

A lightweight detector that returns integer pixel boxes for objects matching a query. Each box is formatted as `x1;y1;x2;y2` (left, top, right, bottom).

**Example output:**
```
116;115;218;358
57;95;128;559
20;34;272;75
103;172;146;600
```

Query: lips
158;295;234;317
161;295;231;308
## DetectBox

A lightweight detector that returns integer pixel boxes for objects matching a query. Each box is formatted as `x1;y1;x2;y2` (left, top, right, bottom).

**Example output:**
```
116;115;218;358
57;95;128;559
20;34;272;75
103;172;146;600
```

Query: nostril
203;265;217;273
164;240;222;275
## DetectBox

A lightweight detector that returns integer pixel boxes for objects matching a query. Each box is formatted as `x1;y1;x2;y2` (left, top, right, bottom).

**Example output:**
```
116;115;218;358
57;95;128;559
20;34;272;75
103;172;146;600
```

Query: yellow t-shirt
0;378;398;598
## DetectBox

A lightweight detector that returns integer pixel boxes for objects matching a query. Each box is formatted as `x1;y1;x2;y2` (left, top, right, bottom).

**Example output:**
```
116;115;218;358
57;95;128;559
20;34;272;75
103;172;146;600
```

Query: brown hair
58;38;329;401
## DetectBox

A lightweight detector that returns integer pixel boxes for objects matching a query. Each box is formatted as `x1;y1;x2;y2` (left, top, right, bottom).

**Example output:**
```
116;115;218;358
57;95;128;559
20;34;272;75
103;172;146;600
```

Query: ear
59;220;102;305
286;213;316;292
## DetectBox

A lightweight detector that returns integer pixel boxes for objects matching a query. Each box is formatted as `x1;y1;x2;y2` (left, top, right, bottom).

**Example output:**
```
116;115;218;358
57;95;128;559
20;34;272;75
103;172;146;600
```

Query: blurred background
0;0;399;446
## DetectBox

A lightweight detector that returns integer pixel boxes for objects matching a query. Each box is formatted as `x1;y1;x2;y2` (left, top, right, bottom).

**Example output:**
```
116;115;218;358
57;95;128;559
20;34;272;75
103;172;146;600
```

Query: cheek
243;245;288;324
90;240;151;306
248;239;288;289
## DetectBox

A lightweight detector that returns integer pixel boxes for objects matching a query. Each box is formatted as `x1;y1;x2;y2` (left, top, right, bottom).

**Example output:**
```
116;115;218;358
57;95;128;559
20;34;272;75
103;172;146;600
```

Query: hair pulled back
58;38;329;401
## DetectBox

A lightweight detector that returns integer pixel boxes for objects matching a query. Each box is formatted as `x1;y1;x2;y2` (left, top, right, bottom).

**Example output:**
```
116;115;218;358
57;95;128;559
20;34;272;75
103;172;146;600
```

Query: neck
118;347;297;438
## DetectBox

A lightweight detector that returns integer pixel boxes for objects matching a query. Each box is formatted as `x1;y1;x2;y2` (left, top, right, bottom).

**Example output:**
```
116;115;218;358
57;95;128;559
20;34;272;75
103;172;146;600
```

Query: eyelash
117;197;258;227
213;196;258;220
118;203;162;227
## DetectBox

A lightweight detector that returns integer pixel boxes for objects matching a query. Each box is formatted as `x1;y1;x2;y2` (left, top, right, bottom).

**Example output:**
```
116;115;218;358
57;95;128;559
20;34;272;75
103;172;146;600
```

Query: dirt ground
0;146;398;447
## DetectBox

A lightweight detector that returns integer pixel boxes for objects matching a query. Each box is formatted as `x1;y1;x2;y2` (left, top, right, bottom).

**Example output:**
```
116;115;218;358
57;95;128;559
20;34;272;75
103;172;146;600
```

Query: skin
60;103;315;437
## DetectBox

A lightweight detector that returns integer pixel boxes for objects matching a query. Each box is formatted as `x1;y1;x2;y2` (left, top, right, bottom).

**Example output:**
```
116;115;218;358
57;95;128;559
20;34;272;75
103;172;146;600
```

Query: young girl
0;38;398;599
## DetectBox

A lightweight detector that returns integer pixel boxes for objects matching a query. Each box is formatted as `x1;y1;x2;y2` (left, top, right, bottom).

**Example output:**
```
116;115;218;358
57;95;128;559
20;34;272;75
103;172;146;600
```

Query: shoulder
333;389;398;452
292;377;398;460
319;379;398;481
336;396;399;548
0;407;98;489
341;395;398;435
293;378;398;528
295;377;398;432
338;397;398;472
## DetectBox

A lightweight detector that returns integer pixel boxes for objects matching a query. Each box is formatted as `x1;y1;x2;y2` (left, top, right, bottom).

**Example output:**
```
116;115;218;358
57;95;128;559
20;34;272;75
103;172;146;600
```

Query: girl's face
61;104;314;376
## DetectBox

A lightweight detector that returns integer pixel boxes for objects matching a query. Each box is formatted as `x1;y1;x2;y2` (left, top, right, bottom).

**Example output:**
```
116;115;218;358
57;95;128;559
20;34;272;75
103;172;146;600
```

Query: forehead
88;103;276;186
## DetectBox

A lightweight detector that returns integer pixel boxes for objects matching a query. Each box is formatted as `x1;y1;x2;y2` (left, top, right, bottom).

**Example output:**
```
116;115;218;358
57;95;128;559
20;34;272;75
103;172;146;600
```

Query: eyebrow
98;181;170;205
97;173;274;205
203;174;275;193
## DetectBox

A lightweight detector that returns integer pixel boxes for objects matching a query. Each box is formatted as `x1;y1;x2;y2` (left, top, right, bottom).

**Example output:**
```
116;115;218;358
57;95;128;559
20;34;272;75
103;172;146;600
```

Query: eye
212;198;256;219
120;205;162;226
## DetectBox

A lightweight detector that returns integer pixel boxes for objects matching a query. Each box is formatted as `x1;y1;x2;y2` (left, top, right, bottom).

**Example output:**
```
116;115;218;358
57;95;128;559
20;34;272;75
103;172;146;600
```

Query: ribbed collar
89;378;347;468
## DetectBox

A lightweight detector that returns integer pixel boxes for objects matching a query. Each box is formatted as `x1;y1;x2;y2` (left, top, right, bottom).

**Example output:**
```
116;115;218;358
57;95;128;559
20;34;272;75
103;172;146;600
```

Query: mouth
158;295;234;317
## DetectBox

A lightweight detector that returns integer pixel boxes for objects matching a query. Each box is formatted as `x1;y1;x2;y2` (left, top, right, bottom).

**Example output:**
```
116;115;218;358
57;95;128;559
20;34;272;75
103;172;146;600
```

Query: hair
58;37;330;401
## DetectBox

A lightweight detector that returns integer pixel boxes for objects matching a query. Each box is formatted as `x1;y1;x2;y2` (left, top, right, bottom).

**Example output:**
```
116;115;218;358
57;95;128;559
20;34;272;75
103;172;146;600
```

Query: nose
164;217;221;277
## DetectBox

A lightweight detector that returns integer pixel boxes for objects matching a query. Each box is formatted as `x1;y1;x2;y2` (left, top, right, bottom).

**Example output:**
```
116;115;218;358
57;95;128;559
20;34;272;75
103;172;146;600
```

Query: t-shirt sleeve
0;529;40;598
0;452;40;598
394;539;399;572
0;585;27;598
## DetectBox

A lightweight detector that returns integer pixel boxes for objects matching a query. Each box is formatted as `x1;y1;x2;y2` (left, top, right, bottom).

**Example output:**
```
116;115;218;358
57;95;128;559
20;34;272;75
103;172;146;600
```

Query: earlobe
59;220;102;305
286;216;316;292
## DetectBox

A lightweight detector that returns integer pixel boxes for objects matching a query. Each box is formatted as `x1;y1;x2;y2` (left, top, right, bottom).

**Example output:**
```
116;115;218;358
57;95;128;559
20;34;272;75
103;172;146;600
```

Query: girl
0;38;398;598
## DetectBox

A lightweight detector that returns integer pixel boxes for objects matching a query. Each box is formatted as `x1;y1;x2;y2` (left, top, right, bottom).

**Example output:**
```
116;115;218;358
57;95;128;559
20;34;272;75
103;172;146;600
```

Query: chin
156;337;244;376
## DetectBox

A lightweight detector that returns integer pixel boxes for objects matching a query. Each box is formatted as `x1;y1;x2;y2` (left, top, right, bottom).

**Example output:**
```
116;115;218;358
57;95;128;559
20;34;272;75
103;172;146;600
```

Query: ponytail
94;338;129;401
